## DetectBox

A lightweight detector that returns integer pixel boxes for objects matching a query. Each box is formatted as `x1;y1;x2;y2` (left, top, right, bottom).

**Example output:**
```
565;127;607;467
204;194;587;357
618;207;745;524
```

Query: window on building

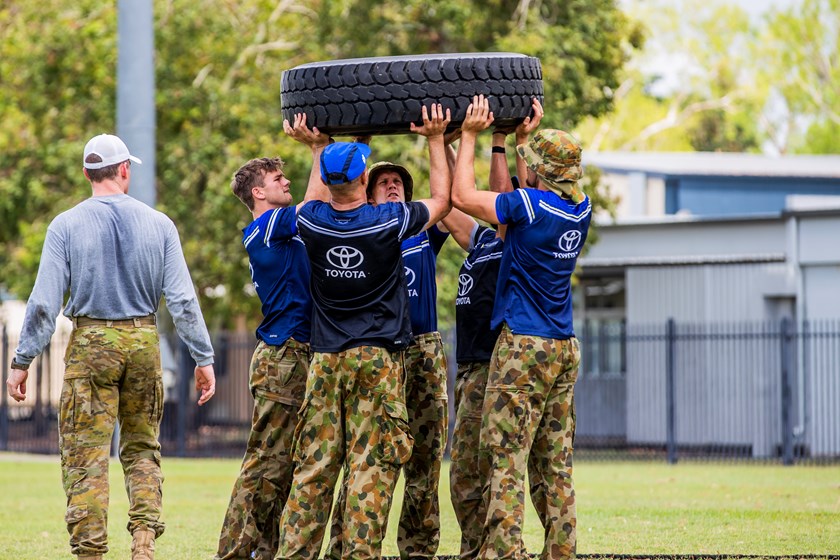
575;277;626;377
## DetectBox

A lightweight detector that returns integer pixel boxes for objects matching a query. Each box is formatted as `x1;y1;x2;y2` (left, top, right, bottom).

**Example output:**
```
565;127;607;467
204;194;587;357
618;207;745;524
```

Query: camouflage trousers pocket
63;466;90;526
254;386;305;410
65;504;89;525
481;387;531;451
151;377;164;424
60;377;83;435
377;398;414;466
290;395;315;464
63;465;87;498
249;341;308;400
254;476;282;527
60;374;115;445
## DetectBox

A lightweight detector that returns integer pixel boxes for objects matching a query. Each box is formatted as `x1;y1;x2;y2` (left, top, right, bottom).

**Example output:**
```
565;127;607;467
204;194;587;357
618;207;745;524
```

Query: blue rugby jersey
242;206;312;345
296;200;430;353
455;225;504;364
493;188;592;339
401;225;449;336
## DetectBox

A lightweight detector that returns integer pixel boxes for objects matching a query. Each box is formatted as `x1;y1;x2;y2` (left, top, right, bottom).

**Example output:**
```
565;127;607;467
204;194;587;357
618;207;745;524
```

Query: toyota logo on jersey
558;231;582;252
553;230;583;260
325;246;366;278
327;246;364;269
456;273;474;305
458;274;474;296
404;266;416;287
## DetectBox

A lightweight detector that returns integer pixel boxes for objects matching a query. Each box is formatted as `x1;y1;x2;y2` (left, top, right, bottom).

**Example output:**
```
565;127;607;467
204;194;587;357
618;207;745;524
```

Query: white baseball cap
83;134;142;169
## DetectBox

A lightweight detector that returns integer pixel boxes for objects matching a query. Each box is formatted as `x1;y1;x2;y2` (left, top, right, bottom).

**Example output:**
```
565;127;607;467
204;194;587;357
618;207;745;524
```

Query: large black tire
280;53;543;136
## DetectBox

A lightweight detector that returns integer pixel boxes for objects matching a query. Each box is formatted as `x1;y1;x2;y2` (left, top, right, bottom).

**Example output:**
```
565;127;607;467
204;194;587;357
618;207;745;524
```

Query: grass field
0;453;837;559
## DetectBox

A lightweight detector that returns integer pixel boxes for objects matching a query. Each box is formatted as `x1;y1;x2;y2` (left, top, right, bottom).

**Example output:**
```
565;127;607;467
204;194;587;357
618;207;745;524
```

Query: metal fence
1;320;838;464
574;318;840;463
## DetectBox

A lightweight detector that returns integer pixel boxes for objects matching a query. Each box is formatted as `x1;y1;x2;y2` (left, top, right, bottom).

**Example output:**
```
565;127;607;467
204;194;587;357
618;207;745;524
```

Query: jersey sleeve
468;224;492;252
428;224;450;255
262;206;297;247
495;188;534;226
397;201;431;242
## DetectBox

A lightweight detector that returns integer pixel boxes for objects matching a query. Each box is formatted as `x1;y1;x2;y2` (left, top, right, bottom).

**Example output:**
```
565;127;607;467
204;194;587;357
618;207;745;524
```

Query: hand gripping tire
280;53;543;136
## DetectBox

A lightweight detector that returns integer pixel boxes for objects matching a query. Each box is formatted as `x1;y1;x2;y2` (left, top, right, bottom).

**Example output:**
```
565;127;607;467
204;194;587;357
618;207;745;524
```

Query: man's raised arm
452;95;498;224
410;103;452;230
284;113;331;212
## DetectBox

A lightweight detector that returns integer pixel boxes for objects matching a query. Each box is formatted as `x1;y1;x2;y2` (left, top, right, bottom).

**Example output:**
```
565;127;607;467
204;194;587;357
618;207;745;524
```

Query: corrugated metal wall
625;263;791;457
803;319;840;456
626;262;789;323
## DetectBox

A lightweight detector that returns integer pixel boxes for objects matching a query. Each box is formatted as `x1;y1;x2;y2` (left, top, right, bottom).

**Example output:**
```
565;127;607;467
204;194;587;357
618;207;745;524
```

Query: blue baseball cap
320;142;372;185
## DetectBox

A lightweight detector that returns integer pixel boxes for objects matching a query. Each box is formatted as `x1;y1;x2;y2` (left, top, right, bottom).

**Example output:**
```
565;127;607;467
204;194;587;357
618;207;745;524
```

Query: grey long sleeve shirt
15;194;214;367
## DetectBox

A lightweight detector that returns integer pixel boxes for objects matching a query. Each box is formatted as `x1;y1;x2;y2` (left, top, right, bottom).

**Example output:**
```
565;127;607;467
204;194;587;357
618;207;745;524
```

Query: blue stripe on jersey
243;226;260;248
463;250;503;271
297;215;401;237
518;188;536;223
537;198;592;222
264;207;281;246
401;239;429;258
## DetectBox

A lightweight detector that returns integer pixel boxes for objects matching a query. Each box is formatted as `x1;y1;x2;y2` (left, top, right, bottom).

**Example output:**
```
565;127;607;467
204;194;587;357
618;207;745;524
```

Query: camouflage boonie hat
516;129;585;203
366;161;414;202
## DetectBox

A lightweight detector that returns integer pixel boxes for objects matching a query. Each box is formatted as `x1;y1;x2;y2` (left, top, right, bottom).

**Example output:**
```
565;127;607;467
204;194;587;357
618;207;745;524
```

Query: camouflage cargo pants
326;332;448;560
215;339;310;559
478;324;580;560
275;346;413;560
60;325;164;557
449;362;489;560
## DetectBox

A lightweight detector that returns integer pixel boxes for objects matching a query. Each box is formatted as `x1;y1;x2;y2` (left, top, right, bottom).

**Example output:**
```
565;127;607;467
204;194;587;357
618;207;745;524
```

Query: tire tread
281;53;543;135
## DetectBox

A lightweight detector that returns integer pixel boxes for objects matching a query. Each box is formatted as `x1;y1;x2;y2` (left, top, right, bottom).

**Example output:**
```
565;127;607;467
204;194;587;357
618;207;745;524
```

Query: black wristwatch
10;360;30;370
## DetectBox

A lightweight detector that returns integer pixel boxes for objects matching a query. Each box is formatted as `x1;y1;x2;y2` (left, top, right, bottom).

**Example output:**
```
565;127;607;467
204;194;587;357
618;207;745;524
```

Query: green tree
756;0;840;154
1;0;638;331
688;109;759;152
307;0;643;129
151;1;320;329
0;2;118;297
576;0;840;156
575;0;763;152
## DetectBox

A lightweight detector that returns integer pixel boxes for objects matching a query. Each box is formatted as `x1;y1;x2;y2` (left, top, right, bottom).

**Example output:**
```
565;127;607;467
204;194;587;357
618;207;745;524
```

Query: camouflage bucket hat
516;129;585;203
366;161;414;202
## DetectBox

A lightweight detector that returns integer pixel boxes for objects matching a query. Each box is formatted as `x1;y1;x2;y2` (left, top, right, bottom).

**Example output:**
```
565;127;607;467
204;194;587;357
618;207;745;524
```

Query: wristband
491;146;506;154
11;359;30;371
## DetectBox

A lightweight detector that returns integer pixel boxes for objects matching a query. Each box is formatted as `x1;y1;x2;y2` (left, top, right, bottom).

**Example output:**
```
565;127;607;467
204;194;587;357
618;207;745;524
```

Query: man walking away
7;133;216;560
